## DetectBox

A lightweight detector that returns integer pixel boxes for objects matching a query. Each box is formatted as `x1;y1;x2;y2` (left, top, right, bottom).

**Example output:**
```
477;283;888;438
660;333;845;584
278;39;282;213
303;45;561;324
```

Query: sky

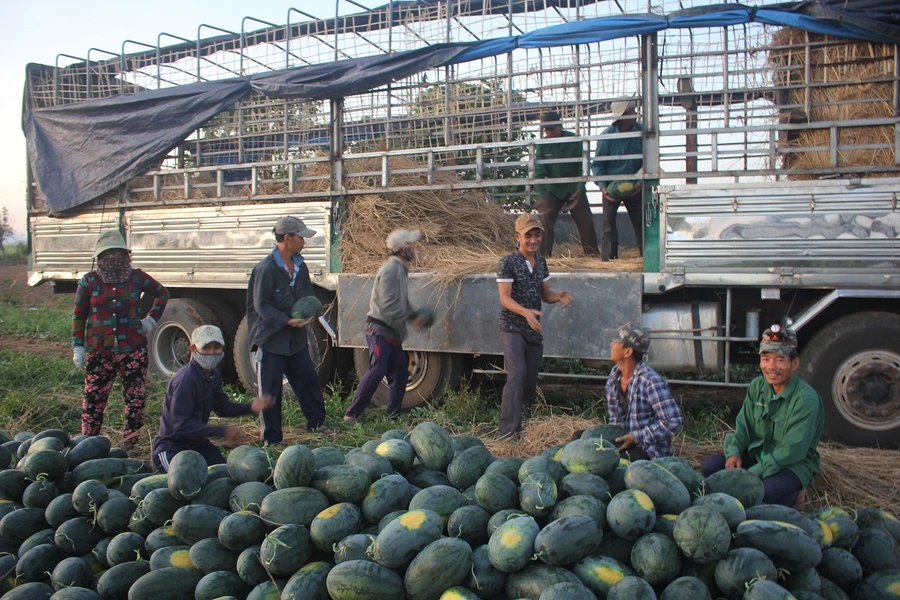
0;0;376;241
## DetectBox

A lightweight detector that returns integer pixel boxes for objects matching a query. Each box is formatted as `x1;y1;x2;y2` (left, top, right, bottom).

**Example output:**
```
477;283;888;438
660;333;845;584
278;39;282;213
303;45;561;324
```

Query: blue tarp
23;1;900;213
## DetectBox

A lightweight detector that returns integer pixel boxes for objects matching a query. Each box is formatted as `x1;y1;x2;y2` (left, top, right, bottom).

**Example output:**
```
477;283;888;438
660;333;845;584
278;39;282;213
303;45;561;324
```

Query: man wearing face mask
72;230;168;445
343;229;428;424
151;325;274;473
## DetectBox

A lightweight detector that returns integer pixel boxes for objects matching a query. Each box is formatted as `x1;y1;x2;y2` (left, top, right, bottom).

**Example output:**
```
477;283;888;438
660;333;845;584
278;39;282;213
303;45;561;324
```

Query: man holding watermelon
591;99;644;262
701;324;824;507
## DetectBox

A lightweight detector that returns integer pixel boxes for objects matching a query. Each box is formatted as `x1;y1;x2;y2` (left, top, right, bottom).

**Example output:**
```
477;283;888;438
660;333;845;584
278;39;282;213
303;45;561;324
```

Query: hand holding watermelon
411;306;436;329
291;296;324;327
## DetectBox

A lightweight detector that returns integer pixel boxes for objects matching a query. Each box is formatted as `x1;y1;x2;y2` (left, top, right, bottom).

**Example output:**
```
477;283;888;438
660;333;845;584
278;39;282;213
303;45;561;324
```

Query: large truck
22;0;900;446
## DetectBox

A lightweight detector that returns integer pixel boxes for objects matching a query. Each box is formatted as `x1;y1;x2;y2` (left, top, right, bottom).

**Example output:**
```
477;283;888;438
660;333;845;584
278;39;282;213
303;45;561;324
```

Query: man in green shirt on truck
534;111;600;257
701;323;824;507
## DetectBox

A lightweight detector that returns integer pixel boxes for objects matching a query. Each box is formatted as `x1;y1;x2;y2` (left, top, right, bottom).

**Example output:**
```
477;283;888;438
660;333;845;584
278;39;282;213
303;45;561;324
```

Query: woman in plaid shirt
72;230;169;445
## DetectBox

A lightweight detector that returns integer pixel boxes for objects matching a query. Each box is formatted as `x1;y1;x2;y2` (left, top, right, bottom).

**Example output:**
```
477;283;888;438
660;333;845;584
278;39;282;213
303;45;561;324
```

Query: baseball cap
607;322;651;354
274;216;316;238
759;323;798;356
515;214;544;236
611;99;637;120
191;325;225;349
386;229;421;252
94;230;128;258
541;110;562;128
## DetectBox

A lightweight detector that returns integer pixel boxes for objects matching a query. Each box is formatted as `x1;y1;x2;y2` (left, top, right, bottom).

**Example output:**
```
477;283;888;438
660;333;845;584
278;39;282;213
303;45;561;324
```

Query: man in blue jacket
591;99;644;261
152;325;272;472
247;215;335;445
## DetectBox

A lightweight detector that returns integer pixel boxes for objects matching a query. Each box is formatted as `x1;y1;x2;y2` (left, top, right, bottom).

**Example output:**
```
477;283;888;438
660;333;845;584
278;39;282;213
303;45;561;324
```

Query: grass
0;304;71;340
0;244;27;265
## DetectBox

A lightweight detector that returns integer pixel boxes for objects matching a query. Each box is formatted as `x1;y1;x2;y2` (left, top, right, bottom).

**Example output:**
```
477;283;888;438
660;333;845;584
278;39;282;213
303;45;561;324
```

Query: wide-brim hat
94;230;128;258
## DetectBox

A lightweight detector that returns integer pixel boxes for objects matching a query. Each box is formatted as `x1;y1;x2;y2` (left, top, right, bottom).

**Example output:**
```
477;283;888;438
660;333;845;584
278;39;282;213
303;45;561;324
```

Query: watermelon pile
0;423;897;600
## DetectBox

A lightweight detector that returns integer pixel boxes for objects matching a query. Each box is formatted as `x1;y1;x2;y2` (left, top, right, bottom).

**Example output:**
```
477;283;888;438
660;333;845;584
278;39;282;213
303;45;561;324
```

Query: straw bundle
768;29;896;178
129;172;218;202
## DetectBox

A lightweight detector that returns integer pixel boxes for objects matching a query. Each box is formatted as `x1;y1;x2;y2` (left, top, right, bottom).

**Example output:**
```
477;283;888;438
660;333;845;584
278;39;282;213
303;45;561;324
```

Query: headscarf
96;250;133;284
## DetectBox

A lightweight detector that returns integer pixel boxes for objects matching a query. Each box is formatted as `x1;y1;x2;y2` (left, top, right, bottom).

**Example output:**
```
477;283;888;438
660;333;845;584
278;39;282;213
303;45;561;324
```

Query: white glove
73;347;86;371
141;316;157;337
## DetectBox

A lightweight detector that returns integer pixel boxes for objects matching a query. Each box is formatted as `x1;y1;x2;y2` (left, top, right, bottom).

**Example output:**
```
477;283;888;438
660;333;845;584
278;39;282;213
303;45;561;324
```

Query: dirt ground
0;262;69;357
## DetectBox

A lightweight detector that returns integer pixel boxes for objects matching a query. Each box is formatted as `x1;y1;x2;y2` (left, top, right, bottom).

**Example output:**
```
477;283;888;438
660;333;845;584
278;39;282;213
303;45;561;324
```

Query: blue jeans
258;349;326;443
346;333;408;419
701;452;803;507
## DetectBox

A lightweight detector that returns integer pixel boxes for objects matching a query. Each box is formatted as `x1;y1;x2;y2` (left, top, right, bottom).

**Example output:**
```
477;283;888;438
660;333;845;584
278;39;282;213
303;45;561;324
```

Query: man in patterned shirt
605;322;683;459
496;214;572;439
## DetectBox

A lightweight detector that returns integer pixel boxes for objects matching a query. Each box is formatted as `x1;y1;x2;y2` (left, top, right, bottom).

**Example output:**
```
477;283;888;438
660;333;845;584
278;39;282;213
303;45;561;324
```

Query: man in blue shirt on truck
152;325;273;472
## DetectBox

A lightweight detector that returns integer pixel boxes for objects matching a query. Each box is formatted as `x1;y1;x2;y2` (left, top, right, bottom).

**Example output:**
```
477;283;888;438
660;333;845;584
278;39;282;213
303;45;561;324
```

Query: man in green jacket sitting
701;323;824;507
534;111;599;257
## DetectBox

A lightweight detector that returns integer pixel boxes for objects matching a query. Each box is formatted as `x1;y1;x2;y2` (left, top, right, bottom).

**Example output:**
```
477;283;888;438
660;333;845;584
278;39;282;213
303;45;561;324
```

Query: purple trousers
346;333;408;419
701;452;802;507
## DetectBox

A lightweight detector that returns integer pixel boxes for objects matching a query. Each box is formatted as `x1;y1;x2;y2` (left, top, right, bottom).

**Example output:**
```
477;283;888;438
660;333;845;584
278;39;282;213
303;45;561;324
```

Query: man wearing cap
496;214;572;439
72;230;169;444
246;215;334;445
591;100;644;261
701;324;824;507
604;322;683;459
344;229;429;423
151;325;274;472
534;111;600;257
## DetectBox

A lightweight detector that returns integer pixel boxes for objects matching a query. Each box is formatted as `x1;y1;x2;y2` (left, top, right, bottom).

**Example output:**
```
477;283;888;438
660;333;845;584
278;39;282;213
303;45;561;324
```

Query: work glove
73;347;86;371
141;316;157;337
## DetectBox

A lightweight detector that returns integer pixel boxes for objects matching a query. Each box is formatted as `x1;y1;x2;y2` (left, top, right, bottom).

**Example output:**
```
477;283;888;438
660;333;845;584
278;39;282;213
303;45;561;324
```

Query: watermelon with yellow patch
734;519;822;571
372;508;443;569
606;489;656;541
853;570;900;600
572;555;632;599
855;507;900;545
488;515;541;573
607;181;638;201
440;587;481;600
560;439;620;478
310;502;363;553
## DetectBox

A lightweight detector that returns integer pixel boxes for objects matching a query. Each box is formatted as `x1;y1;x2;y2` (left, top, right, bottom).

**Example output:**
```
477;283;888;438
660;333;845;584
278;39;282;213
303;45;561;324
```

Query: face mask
192;352;224;371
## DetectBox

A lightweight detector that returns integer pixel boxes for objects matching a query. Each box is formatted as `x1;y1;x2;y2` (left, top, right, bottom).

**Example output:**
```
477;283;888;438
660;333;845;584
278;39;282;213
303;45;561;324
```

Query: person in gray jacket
246;215;334;445
343;229;428;423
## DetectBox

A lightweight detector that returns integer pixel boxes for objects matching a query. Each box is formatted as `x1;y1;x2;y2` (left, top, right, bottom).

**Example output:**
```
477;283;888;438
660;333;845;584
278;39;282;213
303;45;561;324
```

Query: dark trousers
259;348;326;443
601;192;643;260
701;452;803;507
346;333;408;419
152;440;224;474
498;329;543;436
536;192;600;257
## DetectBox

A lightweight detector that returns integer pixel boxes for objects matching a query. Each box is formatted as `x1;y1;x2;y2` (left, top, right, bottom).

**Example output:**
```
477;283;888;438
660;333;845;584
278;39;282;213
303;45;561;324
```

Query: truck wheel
352;349;463;409
800;311;900;447
148;298;221;381
200;298;241;385
233;316;337;395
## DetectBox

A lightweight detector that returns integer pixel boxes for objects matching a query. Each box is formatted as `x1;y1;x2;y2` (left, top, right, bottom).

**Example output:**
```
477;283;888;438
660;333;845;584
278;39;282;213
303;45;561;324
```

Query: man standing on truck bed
496;214;572;439
591;99;644;262
246;216;335;446
534;110;600;258
701;324;824;507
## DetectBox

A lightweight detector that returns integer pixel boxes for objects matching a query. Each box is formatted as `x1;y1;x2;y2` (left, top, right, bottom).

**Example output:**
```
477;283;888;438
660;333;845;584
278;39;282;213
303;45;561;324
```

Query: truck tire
800;311;900;447
148;298;221;381
233;316;336;395
352;348;463;409
200;298;241;385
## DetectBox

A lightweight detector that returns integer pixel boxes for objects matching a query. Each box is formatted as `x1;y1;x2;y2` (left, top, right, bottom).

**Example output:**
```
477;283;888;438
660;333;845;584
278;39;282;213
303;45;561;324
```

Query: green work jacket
534;130;586;199
724;374;824;488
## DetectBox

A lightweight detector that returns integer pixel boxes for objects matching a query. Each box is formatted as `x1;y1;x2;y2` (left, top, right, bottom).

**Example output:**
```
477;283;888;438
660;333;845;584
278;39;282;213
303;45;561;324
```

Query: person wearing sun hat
701;323;824;507
591;98;644;261
246;215;334;445
72;229;169;446
495;214;572;439
601;321;683;460
343;228;430;424
151;325;274;473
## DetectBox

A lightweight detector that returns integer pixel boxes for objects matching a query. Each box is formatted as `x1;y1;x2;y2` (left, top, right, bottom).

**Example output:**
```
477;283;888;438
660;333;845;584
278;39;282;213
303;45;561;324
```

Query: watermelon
673;506;731;564
534;515;603;566
226;445;273;484
852;527;900;573
70;458;144;487
361;473;410;525
781;567;821;593
475;473;519;514
440;587;482;600
855;507;900;544
95;496;135;535
549;494;607;530
405;465;451;488
466;544;508;598
560;439;620;478
581;424;627;443
374;439;416;474
538;582;597;600
22;479;58;509
743;579;796;600
408;485;467;527
607;489;656;541
50;556;93;591
166;450;208;501
259;524;312;577
44;494;77;530
258;487;329;527
572;555;632;599
447;445;494;491
625;460;691;515
311;464;372;504
312;446;346;469
607;180;638;201
194;570;250;600
734;520;822;571
292;295;324;319
0;582;54;599
189;537;241;574
504;563;582;599
310;502;363;553
105;532;146;566
817;547;861;593
129;474;169;503
660;576;713;600
372;509;443;569
140;487;184;525
408;423;455;471
822;515;859;550
144;526;182;555
607;575;656;600
96;561;152;600
519;456;567;487
484;457;525;484
247;580;287;600
714;548;777;600
852;570;900;600
236;545;267;588
218;510;266;551
630;532;682;586
381;429;408;441
71;479;109;516
818;575;850;600
326;559;405;600
652;457;704;499
148;544;193;570
127;566;204;600
54;517;106;555
704;469;765;508
334;533;376;564
228;481;274;513
23;450;68;481
272;444;315;489
448;505;491;547
692;493;746;529
488;508;530;536
404;537;473;600
520;472;558;518
561;472;610;501
345;451;394;481
171;504;229;545
488;515;541;573
281;561;332;600
15;544;66;584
